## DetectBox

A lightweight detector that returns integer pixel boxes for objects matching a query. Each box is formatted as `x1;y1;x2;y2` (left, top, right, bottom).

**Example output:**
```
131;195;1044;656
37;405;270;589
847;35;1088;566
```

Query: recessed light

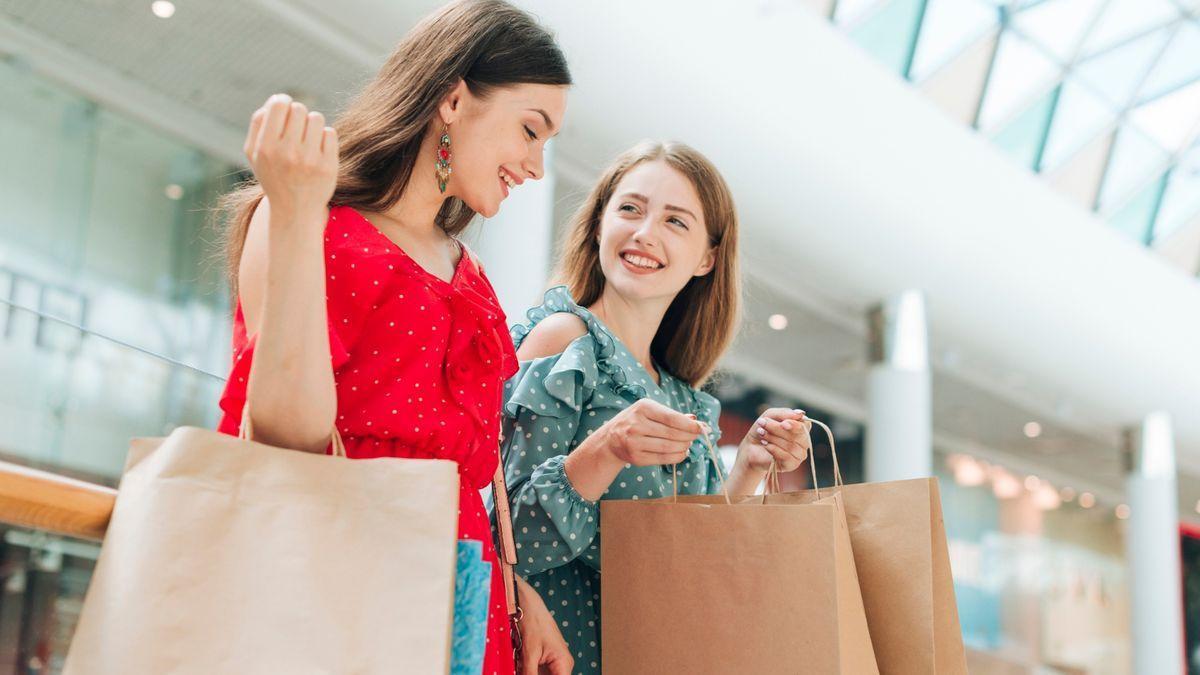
151;1;175;19
1023;422;1042;438
1079;492;1095;508
1060;487;1076;502
768;314;788;331
165;184;184;200
1115;504;1130;520
1024;475;1040;491
991;469;1021;499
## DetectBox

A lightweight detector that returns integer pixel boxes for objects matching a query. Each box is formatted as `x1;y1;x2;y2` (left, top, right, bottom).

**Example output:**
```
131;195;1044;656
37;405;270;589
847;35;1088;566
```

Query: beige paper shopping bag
64;425;460;674
762;431;968;674
601;428;879;675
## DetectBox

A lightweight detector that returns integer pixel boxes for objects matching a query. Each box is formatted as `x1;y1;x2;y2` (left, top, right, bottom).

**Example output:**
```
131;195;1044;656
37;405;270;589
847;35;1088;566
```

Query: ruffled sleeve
499;287;613;575
500;335;602;576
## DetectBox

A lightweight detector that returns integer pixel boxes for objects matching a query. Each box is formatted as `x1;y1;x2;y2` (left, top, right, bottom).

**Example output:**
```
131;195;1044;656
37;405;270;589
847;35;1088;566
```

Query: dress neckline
343;206;468;288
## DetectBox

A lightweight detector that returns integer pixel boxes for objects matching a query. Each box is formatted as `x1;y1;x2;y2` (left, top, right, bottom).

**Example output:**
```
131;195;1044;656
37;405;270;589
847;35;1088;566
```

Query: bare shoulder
516;312;588;360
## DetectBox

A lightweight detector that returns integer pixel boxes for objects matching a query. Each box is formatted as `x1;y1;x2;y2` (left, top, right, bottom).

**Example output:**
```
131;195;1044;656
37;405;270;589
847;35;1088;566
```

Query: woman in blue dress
500;141;814;673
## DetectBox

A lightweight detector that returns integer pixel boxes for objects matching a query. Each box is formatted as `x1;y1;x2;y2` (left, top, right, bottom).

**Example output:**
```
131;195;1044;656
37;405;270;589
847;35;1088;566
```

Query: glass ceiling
825;0;1200;252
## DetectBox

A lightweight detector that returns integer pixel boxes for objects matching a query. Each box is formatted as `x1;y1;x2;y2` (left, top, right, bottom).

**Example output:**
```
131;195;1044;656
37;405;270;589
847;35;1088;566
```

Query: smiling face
596;160;717;303
438;81;568;217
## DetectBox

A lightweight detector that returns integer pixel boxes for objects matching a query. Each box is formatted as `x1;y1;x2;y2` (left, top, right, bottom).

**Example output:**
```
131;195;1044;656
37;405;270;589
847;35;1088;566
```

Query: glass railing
0;292;225;674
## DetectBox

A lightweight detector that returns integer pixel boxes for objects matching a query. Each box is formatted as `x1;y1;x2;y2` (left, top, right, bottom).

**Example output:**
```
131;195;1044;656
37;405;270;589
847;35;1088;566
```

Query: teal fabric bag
450;540;492;675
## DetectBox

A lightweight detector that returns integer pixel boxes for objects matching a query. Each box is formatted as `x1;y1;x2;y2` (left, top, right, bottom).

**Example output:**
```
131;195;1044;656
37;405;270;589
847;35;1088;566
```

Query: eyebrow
619;192;698;220
527;108;558;135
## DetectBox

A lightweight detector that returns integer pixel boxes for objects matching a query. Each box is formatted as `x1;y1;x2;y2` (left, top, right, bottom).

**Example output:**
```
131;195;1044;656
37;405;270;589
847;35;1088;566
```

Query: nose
632;218;660;248
521;145;546;181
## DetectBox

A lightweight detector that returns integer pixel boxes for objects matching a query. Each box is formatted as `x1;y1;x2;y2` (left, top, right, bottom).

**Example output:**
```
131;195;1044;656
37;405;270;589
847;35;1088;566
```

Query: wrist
267;204;327;232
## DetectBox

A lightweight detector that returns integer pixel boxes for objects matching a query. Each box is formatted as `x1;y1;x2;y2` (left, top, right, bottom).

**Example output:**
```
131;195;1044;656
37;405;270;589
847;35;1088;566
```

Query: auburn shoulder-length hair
218;0;571;291
554;141;741;387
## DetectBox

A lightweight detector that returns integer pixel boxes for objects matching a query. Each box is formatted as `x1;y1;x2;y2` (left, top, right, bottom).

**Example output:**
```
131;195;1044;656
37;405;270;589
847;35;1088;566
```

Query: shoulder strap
492;462;519;616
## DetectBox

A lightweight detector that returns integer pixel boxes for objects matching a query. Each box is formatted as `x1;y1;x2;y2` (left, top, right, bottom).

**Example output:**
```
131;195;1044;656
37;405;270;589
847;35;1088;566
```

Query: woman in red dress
214;2;572;672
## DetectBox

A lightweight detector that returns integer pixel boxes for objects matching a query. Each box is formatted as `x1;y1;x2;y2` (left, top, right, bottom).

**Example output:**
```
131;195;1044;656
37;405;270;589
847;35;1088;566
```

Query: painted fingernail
756;427;766;436
760;439;769;446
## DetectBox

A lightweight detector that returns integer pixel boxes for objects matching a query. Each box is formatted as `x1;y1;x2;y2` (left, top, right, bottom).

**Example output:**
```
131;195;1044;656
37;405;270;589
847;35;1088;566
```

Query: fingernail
756;427;766;436
686;414;697;419
760;439;768;446
782;421;792;430
793;409;805;414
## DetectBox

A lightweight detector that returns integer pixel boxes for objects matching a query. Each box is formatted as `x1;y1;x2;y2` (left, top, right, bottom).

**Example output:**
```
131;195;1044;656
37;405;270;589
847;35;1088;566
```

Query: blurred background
1;0;1198;673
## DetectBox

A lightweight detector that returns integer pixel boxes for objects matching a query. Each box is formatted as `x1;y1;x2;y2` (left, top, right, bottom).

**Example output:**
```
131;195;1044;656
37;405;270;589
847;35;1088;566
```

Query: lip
501;167;524;187
619;248;665;267
618;249;666;275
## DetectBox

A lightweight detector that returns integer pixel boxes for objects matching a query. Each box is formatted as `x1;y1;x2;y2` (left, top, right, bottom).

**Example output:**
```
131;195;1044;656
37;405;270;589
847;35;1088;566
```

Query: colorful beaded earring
435;126;452;194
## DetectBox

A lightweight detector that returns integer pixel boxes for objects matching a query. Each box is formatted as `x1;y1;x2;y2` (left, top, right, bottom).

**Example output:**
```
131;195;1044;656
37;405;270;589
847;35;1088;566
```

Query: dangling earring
435;125;452;194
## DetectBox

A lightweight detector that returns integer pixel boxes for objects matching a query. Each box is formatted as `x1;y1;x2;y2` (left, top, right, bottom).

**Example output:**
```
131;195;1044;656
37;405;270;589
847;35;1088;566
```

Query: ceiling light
1033;484;1061;511
1023;422;1042;438
1060;487;1076;502
165;184;184;200
1079;492;1095;508
1115;504;1130;520
1024;475;1040;491
151;1;175;19
950;455;986;487
768;314;788;330
992;469;1021;499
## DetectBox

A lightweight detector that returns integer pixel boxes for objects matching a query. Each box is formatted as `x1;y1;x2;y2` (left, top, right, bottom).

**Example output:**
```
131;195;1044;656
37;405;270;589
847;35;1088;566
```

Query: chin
462;193;500;218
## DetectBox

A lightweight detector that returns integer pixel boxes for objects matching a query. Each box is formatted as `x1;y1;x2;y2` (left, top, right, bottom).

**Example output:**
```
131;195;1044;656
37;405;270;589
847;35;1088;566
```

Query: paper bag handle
670;428;731;505
764;418;840;502
239;403;347;458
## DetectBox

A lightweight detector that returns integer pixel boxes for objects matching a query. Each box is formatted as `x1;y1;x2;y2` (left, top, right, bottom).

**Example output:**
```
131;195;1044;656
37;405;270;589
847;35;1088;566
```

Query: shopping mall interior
1;0;1198;672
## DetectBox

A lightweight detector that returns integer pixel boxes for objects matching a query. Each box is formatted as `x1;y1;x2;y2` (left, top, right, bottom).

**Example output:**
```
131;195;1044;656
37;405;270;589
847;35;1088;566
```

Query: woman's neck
374;130;448;241
587;288;673;383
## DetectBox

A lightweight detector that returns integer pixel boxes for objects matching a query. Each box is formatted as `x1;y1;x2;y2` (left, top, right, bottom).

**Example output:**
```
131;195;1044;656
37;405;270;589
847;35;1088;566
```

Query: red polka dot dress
217;205;519;674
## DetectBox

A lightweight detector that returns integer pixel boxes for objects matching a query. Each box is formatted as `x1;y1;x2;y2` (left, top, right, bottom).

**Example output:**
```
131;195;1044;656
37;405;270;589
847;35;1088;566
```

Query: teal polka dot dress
498;286;724;674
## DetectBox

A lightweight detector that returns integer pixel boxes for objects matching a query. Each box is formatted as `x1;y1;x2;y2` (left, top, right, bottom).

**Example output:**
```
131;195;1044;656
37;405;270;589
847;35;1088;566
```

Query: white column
865;290;931;482
466;143;557;324
1123;412;1185;675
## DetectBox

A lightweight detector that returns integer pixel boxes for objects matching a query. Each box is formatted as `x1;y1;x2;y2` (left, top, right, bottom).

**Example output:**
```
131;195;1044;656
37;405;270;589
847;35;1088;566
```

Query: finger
283;101;309;144
547;655;573;675
243;108;266;159
641;402;704;433
759;418;805;442
634;436;692;456
260;94;292;144
762;441;803;470
522;644;538;674
759;407;806;423
321;126;338;159
302;111;325;153
640;419;702;443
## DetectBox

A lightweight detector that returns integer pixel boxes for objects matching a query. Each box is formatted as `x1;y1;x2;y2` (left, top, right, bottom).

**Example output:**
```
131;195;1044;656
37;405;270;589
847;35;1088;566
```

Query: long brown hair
555;141;741;387
219;0;571;290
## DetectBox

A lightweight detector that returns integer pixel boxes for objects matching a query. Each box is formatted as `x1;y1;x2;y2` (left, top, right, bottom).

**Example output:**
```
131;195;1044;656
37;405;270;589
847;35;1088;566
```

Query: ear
437;79;469;126
693;246;717;278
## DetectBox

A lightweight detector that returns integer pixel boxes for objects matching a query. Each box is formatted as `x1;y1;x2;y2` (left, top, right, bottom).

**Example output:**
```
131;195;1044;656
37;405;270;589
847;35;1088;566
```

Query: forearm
246;208;336;452
562;428;626;502
724;448;768;497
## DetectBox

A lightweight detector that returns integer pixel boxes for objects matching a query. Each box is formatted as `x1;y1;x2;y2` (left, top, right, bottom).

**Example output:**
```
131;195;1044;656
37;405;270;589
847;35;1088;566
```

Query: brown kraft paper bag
761;422;968;674
64;423;460;674
601;424;879;674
